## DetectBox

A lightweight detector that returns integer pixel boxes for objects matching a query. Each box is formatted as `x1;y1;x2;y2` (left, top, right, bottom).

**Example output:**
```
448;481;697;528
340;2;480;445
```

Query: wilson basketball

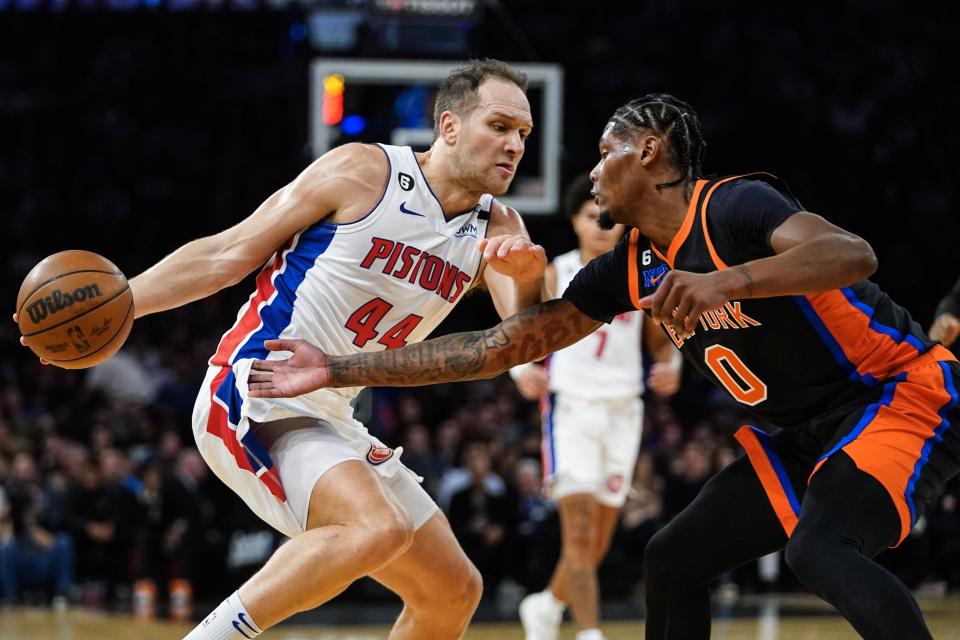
16;250;135;369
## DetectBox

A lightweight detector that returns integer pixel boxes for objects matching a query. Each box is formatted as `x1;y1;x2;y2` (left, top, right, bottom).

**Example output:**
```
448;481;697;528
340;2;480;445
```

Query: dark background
2;1;957;323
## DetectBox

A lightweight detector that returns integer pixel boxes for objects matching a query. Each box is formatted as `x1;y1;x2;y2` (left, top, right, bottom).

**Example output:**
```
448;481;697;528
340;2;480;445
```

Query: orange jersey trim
648;241;669;265
627;228;643;309
735;425;799;537
699;176;745;270
655;179;707;269
803;290;925;382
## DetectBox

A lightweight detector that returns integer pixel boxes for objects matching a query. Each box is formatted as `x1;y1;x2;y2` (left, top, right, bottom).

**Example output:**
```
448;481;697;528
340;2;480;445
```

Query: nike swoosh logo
399;202;426;217
651;271;667;285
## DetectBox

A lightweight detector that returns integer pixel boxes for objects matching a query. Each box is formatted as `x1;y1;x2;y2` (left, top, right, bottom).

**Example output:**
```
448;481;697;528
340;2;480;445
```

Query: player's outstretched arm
129;143;385;318
248;299;601;397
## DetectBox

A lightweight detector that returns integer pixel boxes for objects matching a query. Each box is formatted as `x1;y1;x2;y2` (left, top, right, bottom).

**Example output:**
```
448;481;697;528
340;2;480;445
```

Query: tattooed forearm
325;299;602;388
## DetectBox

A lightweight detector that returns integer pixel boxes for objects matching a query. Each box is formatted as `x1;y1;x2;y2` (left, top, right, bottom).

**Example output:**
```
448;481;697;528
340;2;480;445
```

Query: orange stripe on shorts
735;425;799;537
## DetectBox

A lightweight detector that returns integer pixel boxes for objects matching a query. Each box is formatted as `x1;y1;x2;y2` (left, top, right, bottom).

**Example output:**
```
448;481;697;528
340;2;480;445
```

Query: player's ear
437;111;460;145
639;135;659;165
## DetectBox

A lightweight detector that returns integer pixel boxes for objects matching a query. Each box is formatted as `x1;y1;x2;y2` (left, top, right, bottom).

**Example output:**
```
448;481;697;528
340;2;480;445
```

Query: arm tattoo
735;264;754;298
327;299;602;388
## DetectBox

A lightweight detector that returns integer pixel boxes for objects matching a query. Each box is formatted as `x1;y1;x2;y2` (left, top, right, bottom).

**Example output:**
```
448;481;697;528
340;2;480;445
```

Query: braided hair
607;94;706;194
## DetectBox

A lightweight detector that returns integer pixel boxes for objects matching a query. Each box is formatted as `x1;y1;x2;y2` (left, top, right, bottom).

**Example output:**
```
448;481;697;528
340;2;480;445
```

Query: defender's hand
930;312;960;347
248;339;332;398
647;362;681;397
514;363;549;400
479;235;546;284
640;270;734;338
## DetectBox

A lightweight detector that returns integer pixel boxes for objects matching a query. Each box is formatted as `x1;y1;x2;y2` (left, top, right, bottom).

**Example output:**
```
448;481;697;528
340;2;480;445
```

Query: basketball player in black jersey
247;94;960;640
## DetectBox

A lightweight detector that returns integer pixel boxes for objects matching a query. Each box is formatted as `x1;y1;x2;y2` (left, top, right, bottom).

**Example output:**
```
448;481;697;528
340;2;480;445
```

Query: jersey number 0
704;344;768;406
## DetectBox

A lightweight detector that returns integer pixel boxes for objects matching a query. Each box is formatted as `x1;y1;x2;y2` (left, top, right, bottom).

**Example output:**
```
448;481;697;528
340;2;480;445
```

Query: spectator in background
512;458;556;591
448;440;516;597
0;484;74;608
85;350;160;405
929;275;960;349
400;424;445;499
661;441;712;523
63;452;126;606
438;434;505;512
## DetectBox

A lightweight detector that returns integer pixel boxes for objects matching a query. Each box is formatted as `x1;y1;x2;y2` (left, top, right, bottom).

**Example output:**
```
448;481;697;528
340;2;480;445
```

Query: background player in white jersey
126;60;545;640
511;175;681;640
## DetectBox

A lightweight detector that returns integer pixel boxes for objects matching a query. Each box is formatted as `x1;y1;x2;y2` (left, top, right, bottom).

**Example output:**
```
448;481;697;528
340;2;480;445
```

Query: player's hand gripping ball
16;250;134;369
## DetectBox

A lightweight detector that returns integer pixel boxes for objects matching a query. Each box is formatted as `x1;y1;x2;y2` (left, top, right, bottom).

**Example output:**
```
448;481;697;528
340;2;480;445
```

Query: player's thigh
646;454;787;581
370;509;480;610
304;459;411;532
263;422;407;531
792;450;900;558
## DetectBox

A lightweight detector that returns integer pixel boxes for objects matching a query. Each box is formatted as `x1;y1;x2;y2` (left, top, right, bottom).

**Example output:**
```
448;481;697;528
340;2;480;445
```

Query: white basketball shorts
540;393;643;507
192;361;437;539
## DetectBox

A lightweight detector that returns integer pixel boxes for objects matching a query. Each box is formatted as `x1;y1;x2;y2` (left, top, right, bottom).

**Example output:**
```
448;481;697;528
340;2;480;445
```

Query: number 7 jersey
548;249;643;400
209;144;491;401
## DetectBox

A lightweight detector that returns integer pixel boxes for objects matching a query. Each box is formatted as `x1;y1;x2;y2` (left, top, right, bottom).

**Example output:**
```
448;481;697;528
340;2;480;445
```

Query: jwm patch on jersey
563;174;939;428
549;249;643;399
210;144;491;400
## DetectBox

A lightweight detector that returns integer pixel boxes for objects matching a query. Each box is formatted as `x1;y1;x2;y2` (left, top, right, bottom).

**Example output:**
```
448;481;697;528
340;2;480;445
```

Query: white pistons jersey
548;250;643;399
194;143;490;522
210;144;491;399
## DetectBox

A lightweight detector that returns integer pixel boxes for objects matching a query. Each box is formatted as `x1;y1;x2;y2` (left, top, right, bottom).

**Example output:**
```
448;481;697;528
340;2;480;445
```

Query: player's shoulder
486;198;527;235
710;174;800;212
306;142;389;185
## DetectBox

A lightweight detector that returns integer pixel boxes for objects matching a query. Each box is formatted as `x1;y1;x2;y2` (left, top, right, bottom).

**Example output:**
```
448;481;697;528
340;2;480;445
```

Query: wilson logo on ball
26;284;103;324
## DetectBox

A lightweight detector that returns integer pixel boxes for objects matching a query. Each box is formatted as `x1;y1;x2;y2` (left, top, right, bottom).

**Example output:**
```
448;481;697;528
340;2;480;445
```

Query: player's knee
783;528;835;593
359;508;415;564
407;556;482;618
560;497;599;566
378;510;416;555
562;525;598;568
456;561;483;612
643;526;679;585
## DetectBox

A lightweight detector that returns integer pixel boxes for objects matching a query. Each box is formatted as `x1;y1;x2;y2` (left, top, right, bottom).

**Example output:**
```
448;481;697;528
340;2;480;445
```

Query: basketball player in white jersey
124;61;543;640
511;175;682;640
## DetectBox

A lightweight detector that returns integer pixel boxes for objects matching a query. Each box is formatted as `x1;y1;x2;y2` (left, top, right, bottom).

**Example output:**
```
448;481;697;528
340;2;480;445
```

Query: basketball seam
17;269;124;317
21;285;131;337
43;299;134;363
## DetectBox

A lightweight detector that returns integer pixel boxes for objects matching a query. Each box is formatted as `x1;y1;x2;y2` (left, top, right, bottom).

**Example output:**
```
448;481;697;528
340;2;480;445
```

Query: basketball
16;250;135;369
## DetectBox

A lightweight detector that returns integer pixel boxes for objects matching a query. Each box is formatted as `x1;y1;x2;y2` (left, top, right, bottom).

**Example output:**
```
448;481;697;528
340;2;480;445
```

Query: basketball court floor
2;594;959;639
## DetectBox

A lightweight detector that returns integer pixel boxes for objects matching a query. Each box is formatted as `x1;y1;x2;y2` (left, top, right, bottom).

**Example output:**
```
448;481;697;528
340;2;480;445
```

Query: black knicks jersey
563;174;941;429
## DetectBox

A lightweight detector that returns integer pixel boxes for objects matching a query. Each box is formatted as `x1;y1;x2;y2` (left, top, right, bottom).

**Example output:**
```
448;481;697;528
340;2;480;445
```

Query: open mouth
496;163;515;176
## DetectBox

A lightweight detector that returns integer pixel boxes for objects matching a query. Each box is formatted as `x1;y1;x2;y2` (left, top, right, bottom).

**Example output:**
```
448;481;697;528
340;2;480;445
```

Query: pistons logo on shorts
367;444;394;465
606;474;624;494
